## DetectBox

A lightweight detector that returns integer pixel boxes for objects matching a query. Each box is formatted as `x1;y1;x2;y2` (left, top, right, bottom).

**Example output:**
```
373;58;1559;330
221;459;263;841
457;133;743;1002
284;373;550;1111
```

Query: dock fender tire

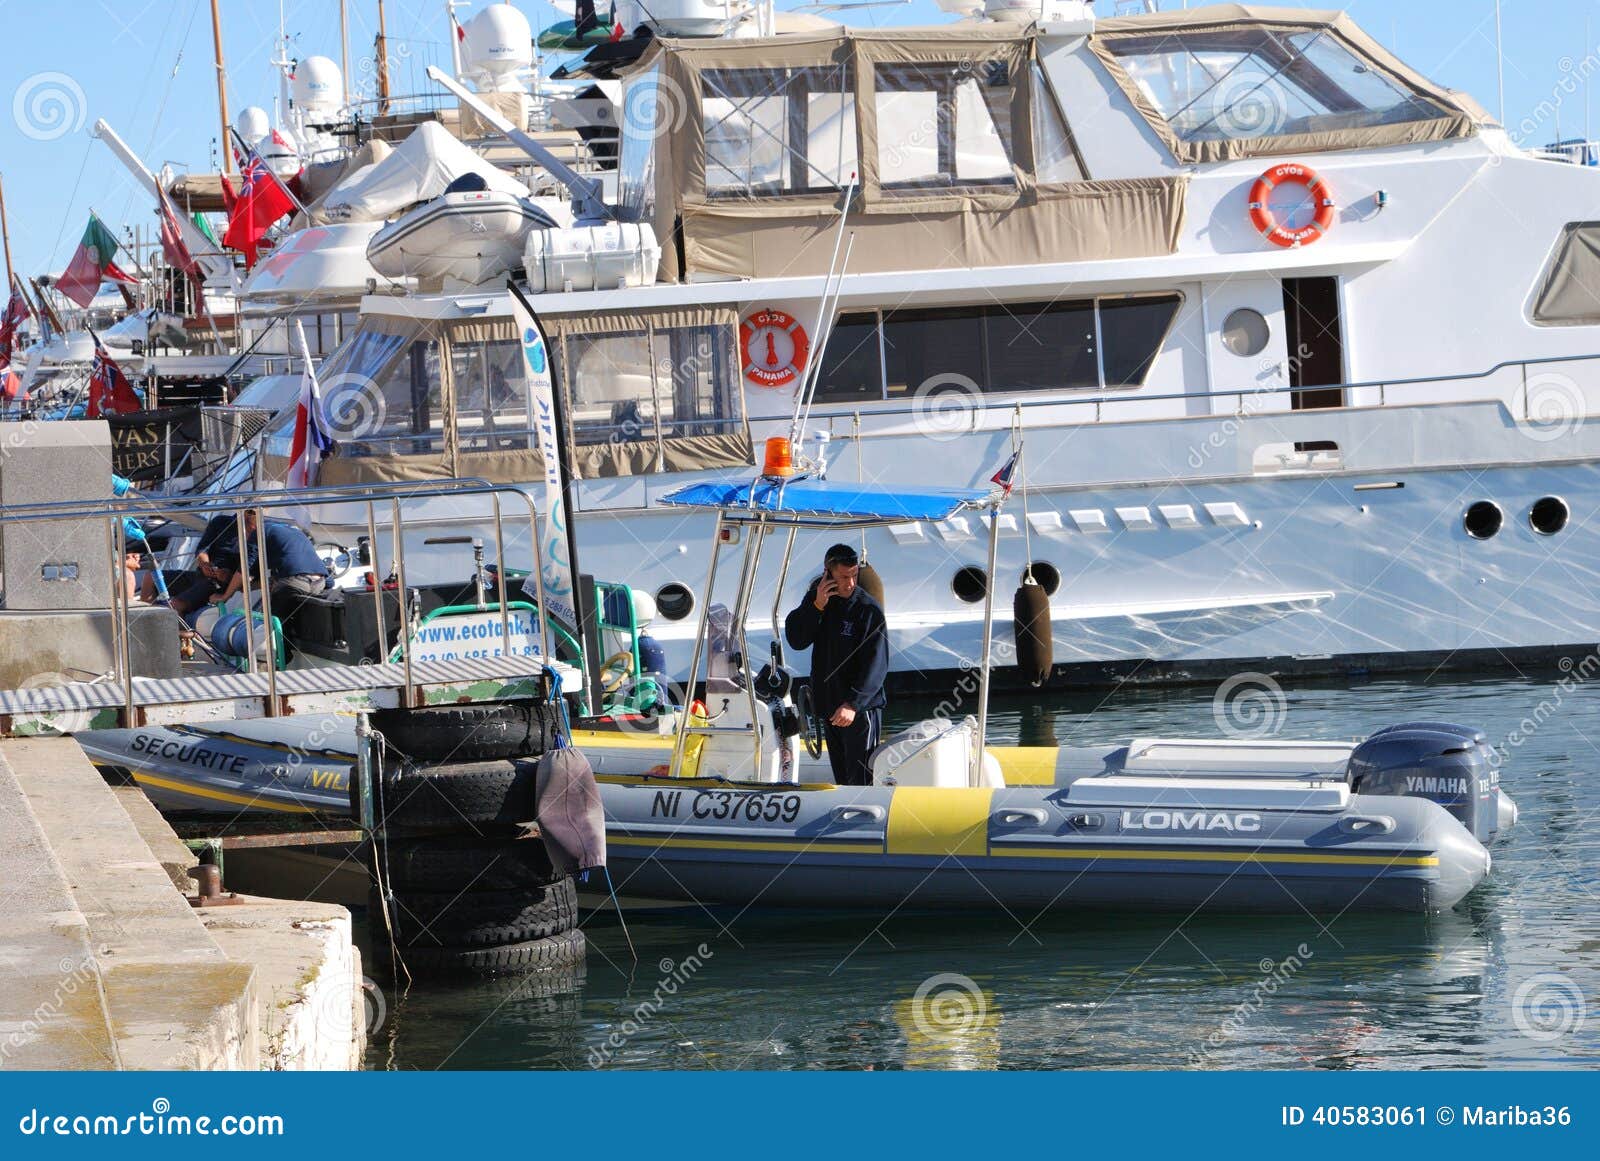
374;759;539;833
376;928;587;978
378;835;562;892
380;878;579;947
371;701;557;763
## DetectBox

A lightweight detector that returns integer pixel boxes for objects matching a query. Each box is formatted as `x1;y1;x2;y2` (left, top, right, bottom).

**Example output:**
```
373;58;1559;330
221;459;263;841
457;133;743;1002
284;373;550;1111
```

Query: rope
1013;405;1033;583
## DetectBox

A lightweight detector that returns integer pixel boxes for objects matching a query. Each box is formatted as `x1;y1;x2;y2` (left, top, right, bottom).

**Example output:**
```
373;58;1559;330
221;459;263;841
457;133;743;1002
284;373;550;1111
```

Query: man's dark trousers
824;707;883;787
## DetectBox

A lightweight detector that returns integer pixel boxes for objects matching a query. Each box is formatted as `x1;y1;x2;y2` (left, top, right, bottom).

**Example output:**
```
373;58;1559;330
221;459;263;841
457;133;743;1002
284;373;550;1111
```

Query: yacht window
814;296;1179;403
1099;296;1183;386
1106;26;1452;144
703;66;856;198
563;329;659;448
618;65;661;221
815;313;883;403
874;60;1015;190
1532;222;1600;325
1031;65;1085;183
560;322;742;446
452;339;534;452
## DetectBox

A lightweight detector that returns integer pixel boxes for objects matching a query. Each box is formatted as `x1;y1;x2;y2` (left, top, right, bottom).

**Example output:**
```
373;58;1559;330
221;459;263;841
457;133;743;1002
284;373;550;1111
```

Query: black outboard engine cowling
1347;722;1502;844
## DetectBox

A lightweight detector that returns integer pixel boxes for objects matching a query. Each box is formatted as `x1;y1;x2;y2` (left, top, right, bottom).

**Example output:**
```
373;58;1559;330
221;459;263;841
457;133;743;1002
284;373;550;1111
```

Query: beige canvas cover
263;305;753;485
1089;4;1479;165
629;27;1187;281
1532;223;1600;326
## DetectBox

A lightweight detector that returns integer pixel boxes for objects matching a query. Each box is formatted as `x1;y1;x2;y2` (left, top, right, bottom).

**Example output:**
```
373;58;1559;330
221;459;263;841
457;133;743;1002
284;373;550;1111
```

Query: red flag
158;188;205;293
222;150;296;269
56;216;123;308
86;341;142;418
103;260;140;284
0;290;30;370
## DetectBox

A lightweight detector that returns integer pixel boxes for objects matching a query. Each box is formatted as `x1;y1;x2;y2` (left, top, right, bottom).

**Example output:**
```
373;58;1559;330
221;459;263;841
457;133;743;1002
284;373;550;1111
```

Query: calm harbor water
364;672;1600;1071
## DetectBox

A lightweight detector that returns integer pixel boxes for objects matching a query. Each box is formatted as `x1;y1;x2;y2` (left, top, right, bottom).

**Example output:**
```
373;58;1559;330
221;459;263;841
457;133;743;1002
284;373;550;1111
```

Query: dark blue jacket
247;520;329;581
784;582;888;714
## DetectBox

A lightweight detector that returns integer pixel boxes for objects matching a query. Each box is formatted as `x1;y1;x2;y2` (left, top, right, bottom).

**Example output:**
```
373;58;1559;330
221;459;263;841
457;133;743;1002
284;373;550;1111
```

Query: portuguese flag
57;215;129;308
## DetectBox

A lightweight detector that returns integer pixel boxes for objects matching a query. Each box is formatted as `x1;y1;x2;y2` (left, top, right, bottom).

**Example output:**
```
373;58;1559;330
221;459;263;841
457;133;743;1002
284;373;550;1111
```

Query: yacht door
1203;277;1291;413
1283;277;1346;410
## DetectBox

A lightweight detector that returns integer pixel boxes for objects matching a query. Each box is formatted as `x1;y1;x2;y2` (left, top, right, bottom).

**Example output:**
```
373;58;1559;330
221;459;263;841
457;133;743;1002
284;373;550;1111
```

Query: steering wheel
796;683;824;759
598;650;636;693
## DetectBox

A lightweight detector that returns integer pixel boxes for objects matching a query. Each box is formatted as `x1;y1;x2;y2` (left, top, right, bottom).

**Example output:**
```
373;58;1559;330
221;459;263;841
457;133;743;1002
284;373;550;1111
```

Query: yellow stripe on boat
132;771;319;813
988;845;1439;867
886;787;993;857
987;747;1060;786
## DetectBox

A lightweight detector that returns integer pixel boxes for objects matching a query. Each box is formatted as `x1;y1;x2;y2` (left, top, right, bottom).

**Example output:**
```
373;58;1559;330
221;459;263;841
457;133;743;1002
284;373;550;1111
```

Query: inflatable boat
588;719;1517;914
367;188;565;286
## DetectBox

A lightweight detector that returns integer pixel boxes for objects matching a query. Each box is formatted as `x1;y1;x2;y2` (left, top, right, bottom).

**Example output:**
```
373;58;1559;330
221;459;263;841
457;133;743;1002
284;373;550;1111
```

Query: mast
340;0;351;107
376;0;392;115
209;0;234;172
0;172;15;295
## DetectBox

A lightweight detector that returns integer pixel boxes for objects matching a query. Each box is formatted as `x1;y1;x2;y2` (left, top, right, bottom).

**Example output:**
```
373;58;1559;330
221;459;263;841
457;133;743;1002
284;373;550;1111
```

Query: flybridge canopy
658;476;991;528
618;26;1187;283
1091;4;1484;165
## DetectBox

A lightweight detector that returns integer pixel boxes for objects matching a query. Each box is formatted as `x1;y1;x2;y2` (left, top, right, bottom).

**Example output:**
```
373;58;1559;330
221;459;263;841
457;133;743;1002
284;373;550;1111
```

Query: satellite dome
463;4;533;92
236;106;271;141
292;55;343;114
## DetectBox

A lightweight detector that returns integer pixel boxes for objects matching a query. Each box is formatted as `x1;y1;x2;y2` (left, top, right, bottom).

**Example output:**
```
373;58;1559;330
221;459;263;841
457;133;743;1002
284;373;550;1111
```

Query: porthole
655;582;694;621
1023;561;1061;596
1464;501;1504;541
1221;308;1270;357
952;566;988;604
1529;496;1570;536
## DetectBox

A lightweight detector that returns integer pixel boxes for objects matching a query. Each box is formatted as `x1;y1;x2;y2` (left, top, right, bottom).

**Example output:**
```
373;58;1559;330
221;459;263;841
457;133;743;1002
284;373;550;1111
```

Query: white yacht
246;3;1600;687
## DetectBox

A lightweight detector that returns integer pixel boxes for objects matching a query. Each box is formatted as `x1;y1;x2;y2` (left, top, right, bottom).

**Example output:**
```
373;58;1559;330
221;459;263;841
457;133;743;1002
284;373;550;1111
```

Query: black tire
372;759;538;834
380;878;578;948
379;929;587;978
376;835;561;893
371;700;558;764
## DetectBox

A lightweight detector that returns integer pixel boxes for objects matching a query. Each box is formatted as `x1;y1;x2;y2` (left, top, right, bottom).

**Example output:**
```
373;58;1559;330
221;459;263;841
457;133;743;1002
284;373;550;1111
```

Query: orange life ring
740;309;810;389
1248;164;1336;248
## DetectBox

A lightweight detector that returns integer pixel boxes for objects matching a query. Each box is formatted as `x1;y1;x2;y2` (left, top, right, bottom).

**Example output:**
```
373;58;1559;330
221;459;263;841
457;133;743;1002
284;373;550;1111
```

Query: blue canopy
658;476;990;525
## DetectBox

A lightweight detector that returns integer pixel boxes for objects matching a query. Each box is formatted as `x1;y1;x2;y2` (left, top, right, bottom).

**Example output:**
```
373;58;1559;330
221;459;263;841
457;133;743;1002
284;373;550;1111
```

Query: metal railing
811;349;1600;431
0;478;552;726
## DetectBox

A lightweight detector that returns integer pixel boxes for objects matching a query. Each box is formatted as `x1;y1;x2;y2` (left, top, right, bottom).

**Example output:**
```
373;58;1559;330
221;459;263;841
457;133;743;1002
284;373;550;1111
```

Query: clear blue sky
1;0;1596;283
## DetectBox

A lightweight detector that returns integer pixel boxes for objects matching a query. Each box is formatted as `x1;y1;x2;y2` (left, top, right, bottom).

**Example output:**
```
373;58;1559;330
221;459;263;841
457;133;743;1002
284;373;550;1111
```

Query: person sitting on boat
142;511;240;622
784;543;889;787
212;509;330;612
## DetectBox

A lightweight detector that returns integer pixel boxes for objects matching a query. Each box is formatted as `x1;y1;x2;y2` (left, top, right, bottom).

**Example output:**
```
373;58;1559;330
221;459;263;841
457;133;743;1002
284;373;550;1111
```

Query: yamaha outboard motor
1347;722;1511;844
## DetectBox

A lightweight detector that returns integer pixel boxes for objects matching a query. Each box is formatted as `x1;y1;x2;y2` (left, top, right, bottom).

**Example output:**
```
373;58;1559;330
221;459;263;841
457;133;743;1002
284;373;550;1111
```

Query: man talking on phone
784;544;889;786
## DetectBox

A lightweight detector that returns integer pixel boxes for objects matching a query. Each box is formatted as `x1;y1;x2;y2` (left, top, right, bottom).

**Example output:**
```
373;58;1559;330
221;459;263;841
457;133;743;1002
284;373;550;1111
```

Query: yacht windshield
1107;27;1451;143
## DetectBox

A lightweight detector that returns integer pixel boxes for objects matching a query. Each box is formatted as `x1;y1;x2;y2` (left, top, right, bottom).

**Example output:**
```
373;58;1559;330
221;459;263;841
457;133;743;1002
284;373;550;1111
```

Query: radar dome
236;106;271;141
463;5;533;92
292;55;343;114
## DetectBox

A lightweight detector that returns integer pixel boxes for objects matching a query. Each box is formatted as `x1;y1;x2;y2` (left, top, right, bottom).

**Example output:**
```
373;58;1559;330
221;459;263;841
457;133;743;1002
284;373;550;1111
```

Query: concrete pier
0;737;363;1070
